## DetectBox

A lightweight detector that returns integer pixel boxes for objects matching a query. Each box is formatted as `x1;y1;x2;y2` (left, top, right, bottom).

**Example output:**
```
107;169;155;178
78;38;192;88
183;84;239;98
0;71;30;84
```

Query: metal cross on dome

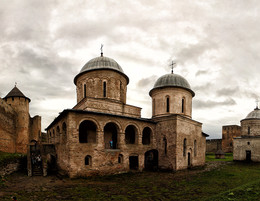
170;61;176;74
100;44;104;56
256;99;259;109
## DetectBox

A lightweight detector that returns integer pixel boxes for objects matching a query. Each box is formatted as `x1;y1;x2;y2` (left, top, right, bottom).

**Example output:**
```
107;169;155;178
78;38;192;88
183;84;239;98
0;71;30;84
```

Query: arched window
84;84;86;98
103;81;107;97
183;138;187;156
166;96;170;113
182;97;185;113
125;125;137;144
79;120;97;143
85;155;92;166
248;127;250;135
62;122;67;143
142;127;151;145
194;140;197;157
118;154;123;163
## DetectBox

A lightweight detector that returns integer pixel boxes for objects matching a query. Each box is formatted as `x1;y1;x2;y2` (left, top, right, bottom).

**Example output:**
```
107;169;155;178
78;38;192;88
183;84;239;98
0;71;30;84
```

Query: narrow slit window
182;98;185;113
103;81;107;97
84;84;86;98
248;127;250;135
166;97;170;112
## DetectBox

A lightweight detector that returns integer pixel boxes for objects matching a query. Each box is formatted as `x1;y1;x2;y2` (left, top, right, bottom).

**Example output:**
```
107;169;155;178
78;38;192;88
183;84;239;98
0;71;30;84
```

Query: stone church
233;106;260;162
0;86;41;154
44;52;207;177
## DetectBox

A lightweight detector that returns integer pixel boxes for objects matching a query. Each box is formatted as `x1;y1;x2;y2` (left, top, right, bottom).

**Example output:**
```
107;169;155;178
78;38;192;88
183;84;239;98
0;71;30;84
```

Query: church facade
0;86;41;154
45;53;207;177
233;107;260;162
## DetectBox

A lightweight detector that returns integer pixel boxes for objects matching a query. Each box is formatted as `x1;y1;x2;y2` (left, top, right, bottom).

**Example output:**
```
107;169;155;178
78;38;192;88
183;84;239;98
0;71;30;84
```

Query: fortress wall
0;98;16;153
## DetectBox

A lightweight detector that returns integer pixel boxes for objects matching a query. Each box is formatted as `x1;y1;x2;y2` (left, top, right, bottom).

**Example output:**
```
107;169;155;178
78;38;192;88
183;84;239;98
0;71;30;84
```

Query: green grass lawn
2;161;260;200
206;152;233;162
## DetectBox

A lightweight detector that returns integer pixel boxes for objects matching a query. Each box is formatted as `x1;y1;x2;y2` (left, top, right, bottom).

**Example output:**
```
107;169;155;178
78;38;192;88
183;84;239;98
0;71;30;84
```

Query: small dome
74;55;129;84
150;73;195;96
244;108;260;120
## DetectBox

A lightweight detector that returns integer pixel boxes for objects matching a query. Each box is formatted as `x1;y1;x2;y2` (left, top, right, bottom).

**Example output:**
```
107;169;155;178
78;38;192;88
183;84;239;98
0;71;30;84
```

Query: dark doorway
246;150;251;162
129;156;139;170
188;152;191;168
145;150;158;171
104;123;118;149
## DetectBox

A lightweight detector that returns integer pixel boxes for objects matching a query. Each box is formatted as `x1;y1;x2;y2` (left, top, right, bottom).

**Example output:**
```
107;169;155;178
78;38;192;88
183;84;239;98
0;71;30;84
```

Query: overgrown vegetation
1;161;260;200
0;151;26;167
206;152;233;162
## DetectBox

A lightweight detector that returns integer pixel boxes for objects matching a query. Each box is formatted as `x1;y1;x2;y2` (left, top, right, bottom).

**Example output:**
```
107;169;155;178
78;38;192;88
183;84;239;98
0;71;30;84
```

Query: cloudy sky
1;0;260;139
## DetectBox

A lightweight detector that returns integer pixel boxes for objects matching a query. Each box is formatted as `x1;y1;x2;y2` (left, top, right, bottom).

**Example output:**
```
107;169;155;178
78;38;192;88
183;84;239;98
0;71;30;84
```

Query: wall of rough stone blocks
0;98;16;153
222;125;241;153
233;137;260;162
175;116;204;170
76;70;128;104
206;139;222;153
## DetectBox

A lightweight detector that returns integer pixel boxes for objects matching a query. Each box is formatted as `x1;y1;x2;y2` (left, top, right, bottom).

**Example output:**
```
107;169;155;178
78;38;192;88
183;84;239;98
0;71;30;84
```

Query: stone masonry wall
222;125;241;153
0;98;16;153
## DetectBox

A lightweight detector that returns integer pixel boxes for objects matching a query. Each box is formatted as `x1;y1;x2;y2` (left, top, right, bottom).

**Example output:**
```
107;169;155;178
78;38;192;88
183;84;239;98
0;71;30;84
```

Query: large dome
150;73;195;96
244;108;260;120
74;55;129;84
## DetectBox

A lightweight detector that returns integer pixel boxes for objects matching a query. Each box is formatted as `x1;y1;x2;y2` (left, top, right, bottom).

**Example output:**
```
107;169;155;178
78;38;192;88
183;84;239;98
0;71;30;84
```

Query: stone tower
3;86;31;153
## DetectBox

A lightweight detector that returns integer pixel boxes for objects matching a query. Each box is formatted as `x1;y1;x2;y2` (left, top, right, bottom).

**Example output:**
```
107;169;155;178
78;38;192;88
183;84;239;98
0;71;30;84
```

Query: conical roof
4;86;30;102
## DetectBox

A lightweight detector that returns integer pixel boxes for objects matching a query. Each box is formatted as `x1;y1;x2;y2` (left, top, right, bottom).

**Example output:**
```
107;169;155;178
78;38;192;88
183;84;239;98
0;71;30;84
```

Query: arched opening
144;149;158;171
166;96;170;113
183;138;187;157
85;155;92;166
79;120;97;143
103;81;107;97
182;97;186;113
142;127;151;145
53;129;55;143
118;154;123;164
62;122;67;143
248;127;250;135
125;125;137;144
56;126;60;143
194;140;197;157
188;152;191;168
129;156;139;170
104;122;118;149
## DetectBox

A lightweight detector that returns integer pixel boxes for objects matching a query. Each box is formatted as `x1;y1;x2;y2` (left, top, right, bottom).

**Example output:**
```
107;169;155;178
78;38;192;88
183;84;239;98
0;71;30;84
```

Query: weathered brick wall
74;97;141;118
206;139;222;153
47;112;156;177
176;116;204;170
76;70;128;104
233;137;260;162
150;87;193;118
0;98;16;153
30;115;41;142
222;125;241;153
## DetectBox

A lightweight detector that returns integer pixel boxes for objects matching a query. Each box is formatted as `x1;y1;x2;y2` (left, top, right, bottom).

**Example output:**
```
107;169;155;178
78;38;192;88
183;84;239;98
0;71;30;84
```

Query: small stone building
234;107;260;162
0;86;41;154
222;125;241;152
44;53;207;177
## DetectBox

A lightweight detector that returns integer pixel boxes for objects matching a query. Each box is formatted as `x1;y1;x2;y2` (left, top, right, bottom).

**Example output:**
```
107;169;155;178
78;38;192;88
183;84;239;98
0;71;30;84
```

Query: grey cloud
216;87;239;97
193;98;236;109
196;70;208;76
137;75;158;88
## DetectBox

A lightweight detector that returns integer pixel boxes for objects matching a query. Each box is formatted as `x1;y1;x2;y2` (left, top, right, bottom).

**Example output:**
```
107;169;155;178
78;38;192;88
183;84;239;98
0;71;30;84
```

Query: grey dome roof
244;108;260;120
74;55;129;84
150;73;195;96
